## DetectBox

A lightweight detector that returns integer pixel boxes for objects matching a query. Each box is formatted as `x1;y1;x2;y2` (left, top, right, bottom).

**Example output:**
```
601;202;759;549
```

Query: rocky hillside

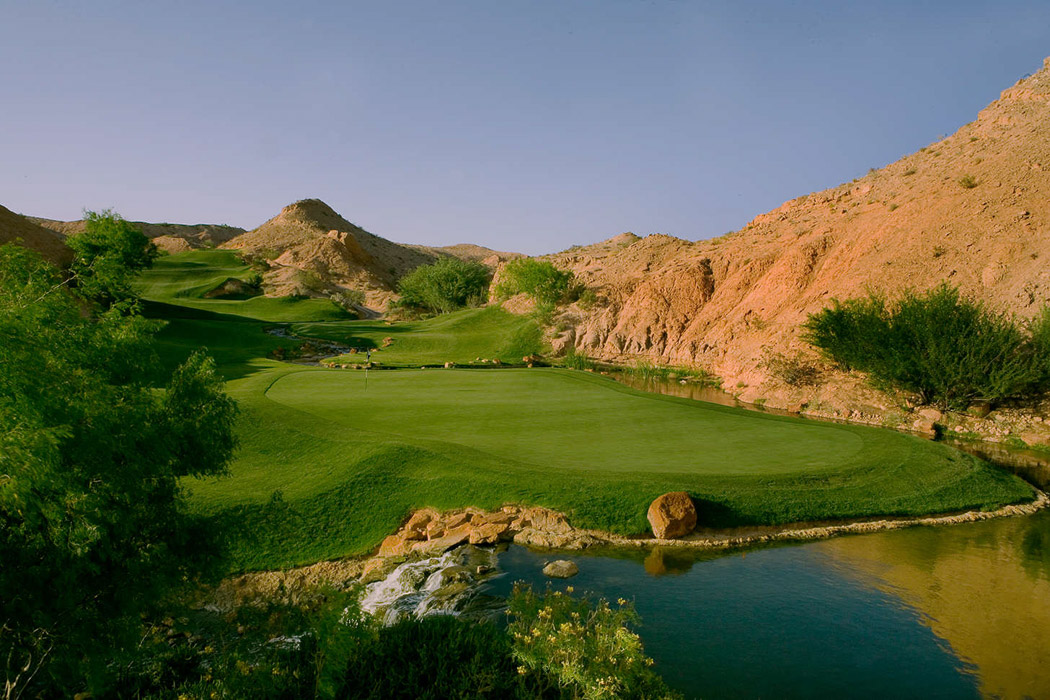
221;198;515;310
31;216;244;254
0;205;73;266
549;57;1050;415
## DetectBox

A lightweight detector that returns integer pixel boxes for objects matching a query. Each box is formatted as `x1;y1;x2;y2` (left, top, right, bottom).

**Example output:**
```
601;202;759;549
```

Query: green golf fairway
138;267;1034;572
137;249;350;322
267;369;865;475
294;305;544;367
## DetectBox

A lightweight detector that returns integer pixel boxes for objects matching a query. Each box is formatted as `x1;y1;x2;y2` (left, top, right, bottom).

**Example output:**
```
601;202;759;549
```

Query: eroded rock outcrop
541;57;1050;433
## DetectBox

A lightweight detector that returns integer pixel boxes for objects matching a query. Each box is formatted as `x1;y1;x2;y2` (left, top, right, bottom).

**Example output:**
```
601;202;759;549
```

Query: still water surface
484;511;1050;699
480;376;1050;699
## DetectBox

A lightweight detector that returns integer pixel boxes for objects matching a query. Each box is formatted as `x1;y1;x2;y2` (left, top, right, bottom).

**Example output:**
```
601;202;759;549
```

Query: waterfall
360;545;502;624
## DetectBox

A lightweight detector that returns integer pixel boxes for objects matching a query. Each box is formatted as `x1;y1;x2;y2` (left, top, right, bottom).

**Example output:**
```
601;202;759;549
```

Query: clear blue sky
3;1;1048;254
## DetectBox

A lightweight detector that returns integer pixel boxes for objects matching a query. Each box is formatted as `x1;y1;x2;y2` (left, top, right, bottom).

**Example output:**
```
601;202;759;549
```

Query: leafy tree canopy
0;243;236;695
67;208;158;308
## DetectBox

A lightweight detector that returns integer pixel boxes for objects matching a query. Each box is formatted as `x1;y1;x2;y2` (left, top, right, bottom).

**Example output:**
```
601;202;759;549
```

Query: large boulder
542;560;579;578
646;492;697;539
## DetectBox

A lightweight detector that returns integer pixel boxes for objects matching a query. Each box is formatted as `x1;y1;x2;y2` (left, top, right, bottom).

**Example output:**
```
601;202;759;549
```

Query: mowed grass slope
137;249;350;322
141;265;1035;572
294;305;544;366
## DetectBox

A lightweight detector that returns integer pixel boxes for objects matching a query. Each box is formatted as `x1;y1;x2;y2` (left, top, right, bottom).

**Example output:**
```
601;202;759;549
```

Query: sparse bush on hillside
958;174;978;189
331;288;366;311
290;268;328;296
803;284;1050;409
575;286;600;310
763;352;824;387
496;259;575;312
395;257;490;314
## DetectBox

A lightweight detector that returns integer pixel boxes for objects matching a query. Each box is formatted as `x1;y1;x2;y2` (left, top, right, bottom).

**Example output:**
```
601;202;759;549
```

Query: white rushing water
359;545;501;625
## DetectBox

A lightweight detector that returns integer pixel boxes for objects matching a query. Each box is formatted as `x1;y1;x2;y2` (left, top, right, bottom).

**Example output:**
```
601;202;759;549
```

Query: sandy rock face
544;57;1050;424
647;492;698;539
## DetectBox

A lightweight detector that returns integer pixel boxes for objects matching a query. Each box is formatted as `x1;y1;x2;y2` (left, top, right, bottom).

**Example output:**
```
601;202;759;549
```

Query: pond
481;508;1050;699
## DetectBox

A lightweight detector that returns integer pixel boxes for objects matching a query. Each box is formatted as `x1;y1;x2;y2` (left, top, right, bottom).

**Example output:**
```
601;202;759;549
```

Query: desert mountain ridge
30;216;246;254
10;199;520;311
544;56;1050;413
219;198;520;309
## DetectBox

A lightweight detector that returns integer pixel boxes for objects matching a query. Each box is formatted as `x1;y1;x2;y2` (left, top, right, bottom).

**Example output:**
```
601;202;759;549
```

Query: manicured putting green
267;369;865;475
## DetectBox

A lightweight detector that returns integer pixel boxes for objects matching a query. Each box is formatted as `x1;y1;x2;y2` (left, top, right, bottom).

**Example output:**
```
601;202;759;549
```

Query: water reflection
817;511;1050;700
643;546;698;576
488;542;983;699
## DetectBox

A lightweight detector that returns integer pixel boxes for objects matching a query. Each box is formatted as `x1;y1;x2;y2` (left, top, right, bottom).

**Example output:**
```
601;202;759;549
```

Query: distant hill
221;198;518;311
547;57;1050;412
0;205;73;266
30;216;245;254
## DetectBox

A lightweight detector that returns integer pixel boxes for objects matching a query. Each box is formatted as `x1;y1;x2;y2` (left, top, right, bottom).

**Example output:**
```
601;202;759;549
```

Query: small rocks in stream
542;560;579;578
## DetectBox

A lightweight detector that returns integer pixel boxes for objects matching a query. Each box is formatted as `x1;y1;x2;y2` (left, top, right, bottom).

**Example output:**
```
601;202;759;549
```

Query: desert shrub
958;174;978;189
395;257;490;314
763;352;823;387
507;584;680;700
294;269;328;294
332;288;366;311
803;284;1050;409
496;259;575;311
576;287;599;309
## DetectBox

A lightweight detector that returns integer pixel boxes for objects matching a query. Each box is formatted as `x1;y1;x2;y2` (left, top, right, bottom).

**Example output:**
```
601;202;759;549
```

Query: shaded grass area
294;305;544;366
137;249;350;322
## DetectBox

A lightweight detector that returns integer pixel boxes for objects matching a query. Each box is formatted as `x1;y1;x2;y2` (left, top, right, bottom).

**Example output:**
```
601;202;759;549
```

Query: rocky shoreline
212;491;1049;607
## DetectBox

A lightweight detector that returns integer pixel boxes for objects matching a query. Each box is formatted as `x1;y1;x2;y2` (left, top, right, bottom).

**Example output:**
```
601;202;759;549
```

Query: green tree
0;244;236;696
67;209;158;307
395;257;490;314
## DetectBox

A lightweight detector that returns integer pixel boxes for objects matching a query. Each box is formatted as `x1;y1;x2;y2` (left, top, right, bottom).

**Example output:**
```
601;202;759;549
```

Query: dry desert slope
221;198;517;309
548;57;1050;415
